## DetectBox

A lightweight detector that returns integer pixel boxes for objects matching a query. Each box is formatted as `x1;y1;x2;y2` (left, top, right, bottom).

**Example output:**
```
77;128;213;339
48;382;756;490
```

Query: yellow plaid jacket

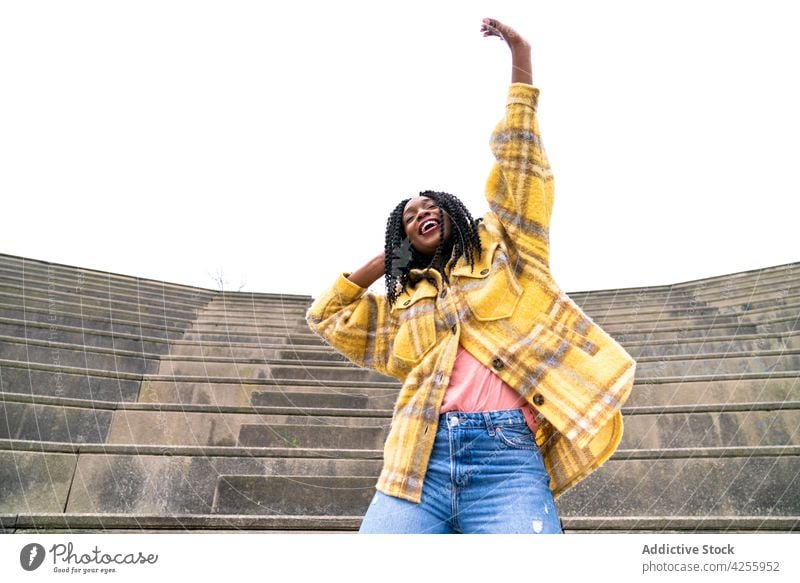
306;83;637;504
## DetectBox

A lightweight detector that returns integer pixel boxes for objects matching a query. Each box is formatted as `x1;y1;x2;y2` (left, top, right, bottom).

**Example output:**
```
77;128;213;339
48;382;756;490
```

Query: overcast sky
2;1;797;299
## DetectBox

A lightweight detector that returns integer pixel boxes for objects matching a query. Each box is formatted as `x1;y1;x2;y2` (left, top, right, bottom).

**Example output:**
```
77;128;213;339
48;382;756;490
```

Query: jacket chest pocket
456;244;523;321
391;284;439;364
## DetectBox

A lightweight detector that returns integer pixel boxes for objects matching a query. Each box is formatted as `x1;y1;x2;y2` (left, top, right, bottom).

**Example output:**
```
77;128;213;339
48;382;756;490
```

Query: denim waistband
438;408;527;429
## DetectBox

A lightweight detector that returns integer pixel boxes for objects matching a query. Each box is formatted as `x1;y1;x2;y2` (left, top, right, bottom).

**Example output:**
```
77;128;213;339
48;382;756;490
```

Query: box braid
384;190;483;306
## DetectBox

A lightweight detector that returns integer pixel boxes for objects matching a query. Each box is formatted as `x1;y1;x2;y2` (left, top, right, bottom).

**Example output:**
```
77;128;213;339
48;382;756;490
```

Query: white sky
2;1;798;298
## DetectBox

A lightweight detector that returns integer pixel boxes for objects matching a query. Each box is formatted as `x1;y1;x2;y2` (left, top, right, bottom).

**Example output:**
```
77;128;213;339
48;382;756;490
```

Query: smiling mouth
420;219;439;235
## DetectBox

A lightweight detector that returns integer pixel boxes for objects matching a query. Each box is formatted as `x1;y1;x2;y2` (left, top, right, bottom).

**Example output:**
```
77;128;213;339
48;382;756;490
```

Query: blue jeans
359;408;563;534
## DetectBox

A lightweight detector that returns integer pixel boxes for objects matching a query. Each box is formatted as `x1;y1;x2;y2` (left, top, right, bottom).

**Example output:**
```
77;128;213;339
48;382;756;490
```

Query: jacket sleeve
305;273;398;378
485;83;554;269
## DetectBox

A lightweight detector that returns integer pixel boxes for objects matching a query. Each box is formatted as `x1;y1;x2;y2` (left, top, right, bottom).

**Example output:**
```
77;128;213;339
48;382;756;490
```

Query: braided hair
384;190;483;306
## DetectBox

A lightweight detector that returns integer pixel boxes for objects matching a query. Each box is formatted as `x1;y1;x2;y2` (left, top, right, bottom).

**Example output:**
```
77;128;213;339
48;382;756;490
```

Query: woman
306;18;637;534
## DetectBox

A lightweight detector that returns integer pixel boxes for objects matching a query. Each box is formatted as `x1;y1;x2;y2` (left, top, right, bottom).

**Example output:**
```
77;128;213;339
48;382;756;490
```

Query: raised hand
480;18;530;49
481;17;532;85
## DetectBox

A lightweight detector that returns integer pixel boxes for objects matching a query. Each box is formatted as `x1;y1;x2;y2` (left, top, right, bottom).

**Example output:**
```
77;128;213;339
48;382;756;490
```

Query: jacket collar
392;215;502;308
450;226;497;279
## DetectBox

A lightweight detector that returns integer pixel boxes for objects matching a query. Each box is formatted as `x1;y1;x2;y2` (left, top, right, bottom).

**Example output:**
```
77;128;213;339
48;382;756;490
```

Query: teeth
421;220;438;234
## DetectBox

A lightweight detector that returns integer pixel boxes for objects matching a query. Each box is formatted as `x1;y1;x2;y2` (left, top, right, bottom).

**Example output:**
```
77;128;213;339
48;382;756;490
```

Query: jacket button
533;394;545;406
451;324;457;335
403;300;410;306
492;358;504;370
440;289;448;298
480;268;490;275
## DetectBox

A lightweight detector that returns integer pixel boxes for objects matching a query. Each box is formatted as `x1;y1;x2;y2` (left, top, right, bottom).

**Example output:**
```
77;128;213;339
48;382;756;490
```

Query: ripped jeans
358;408;563;534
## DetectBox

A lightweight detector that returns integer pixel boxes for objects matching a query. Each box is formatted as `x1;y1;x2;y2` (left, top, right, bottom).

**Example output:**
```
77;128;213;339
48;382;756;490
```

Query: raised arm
482;18;553;270
347;251;385;288
481;18;532;84
306;269;397;378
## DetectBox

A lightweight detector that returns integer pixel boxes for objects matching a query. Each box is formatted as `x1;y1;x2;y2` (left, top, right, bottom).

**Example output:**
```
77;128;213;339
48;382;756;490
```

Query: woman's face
402;196;452;257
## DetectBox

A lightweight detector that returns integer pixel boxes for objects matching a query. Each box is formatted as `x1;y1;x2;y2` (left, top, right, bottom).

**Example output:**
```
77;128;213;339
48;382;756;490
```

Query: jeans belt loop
482;411;496;436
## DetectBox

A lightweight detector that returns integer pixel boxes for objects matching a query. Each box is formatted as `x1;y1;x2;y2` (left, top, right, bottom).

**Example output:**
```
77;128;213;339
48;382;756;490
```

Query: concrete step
205;295;311;308
0;256;217;305
0;445;382;515
14;325;792;374
0;450;78;514
140;373;400;391
67;452;381;516
635;350;800;378
0;305;191;340
647;351;799;378
2;444;797;531
613;324;758;344
575;282;800;314
0;401;115;443
620;408;800;449
2;514;361;533
0;360;141;402
192;316;308;328
0;255;309;307
166;342;348;363
197;450;800;519
153;359;392;383
182;331;299;344
626;377;797;408
104;410;388;447
138;379;399;408
0;285;205;322
756;317;800;335
237;424;386;449
2;513;796;533
0;317;172;355
213;475;376;516
598;303;799;330
583;296;799;326
556;449;800;518
591;301;800;333
144;376;794;411
4;394;795;450
626;332;800;358
560;516;800;533
10;314;792;366
568;262;799;301
749;309;800;329
0;336;160;375
249;390;370;410
196;307;309;323
636;350;800;380
184;321;310;335
152;349;800;381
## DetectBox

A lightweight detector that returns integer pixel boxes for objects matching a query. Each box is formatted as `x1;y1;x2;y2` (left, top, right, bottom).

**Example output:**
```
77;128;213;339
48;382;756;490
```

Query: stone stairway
0;252;797;533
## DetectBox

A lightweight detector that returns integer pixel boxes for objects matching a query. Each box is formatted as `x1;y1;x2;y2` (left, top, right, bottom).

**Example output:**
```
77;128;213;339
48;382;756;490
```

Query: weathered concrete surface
250;391;369;410
0;402;113;443
620;409;800;449
556;455;800;517
105;411;388;447
0;364;141;402
0;339;159;375
238;424;385;449
624;377;797;408
138;380;395;408
213;475;376;516
0;451;77;513
66;454;381;515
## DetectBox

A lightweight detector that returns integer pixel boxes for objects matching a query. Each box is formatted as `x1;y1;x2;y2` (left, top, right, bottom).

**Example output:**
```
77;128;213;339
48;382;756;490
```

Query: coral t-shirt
439;344;542;434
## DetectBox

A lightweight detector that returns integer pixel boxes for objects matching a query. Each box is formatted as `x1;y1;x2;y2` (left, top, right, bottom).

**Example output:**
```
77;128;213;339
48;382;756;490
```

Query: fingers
480;17;524;43
480;18;502;39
